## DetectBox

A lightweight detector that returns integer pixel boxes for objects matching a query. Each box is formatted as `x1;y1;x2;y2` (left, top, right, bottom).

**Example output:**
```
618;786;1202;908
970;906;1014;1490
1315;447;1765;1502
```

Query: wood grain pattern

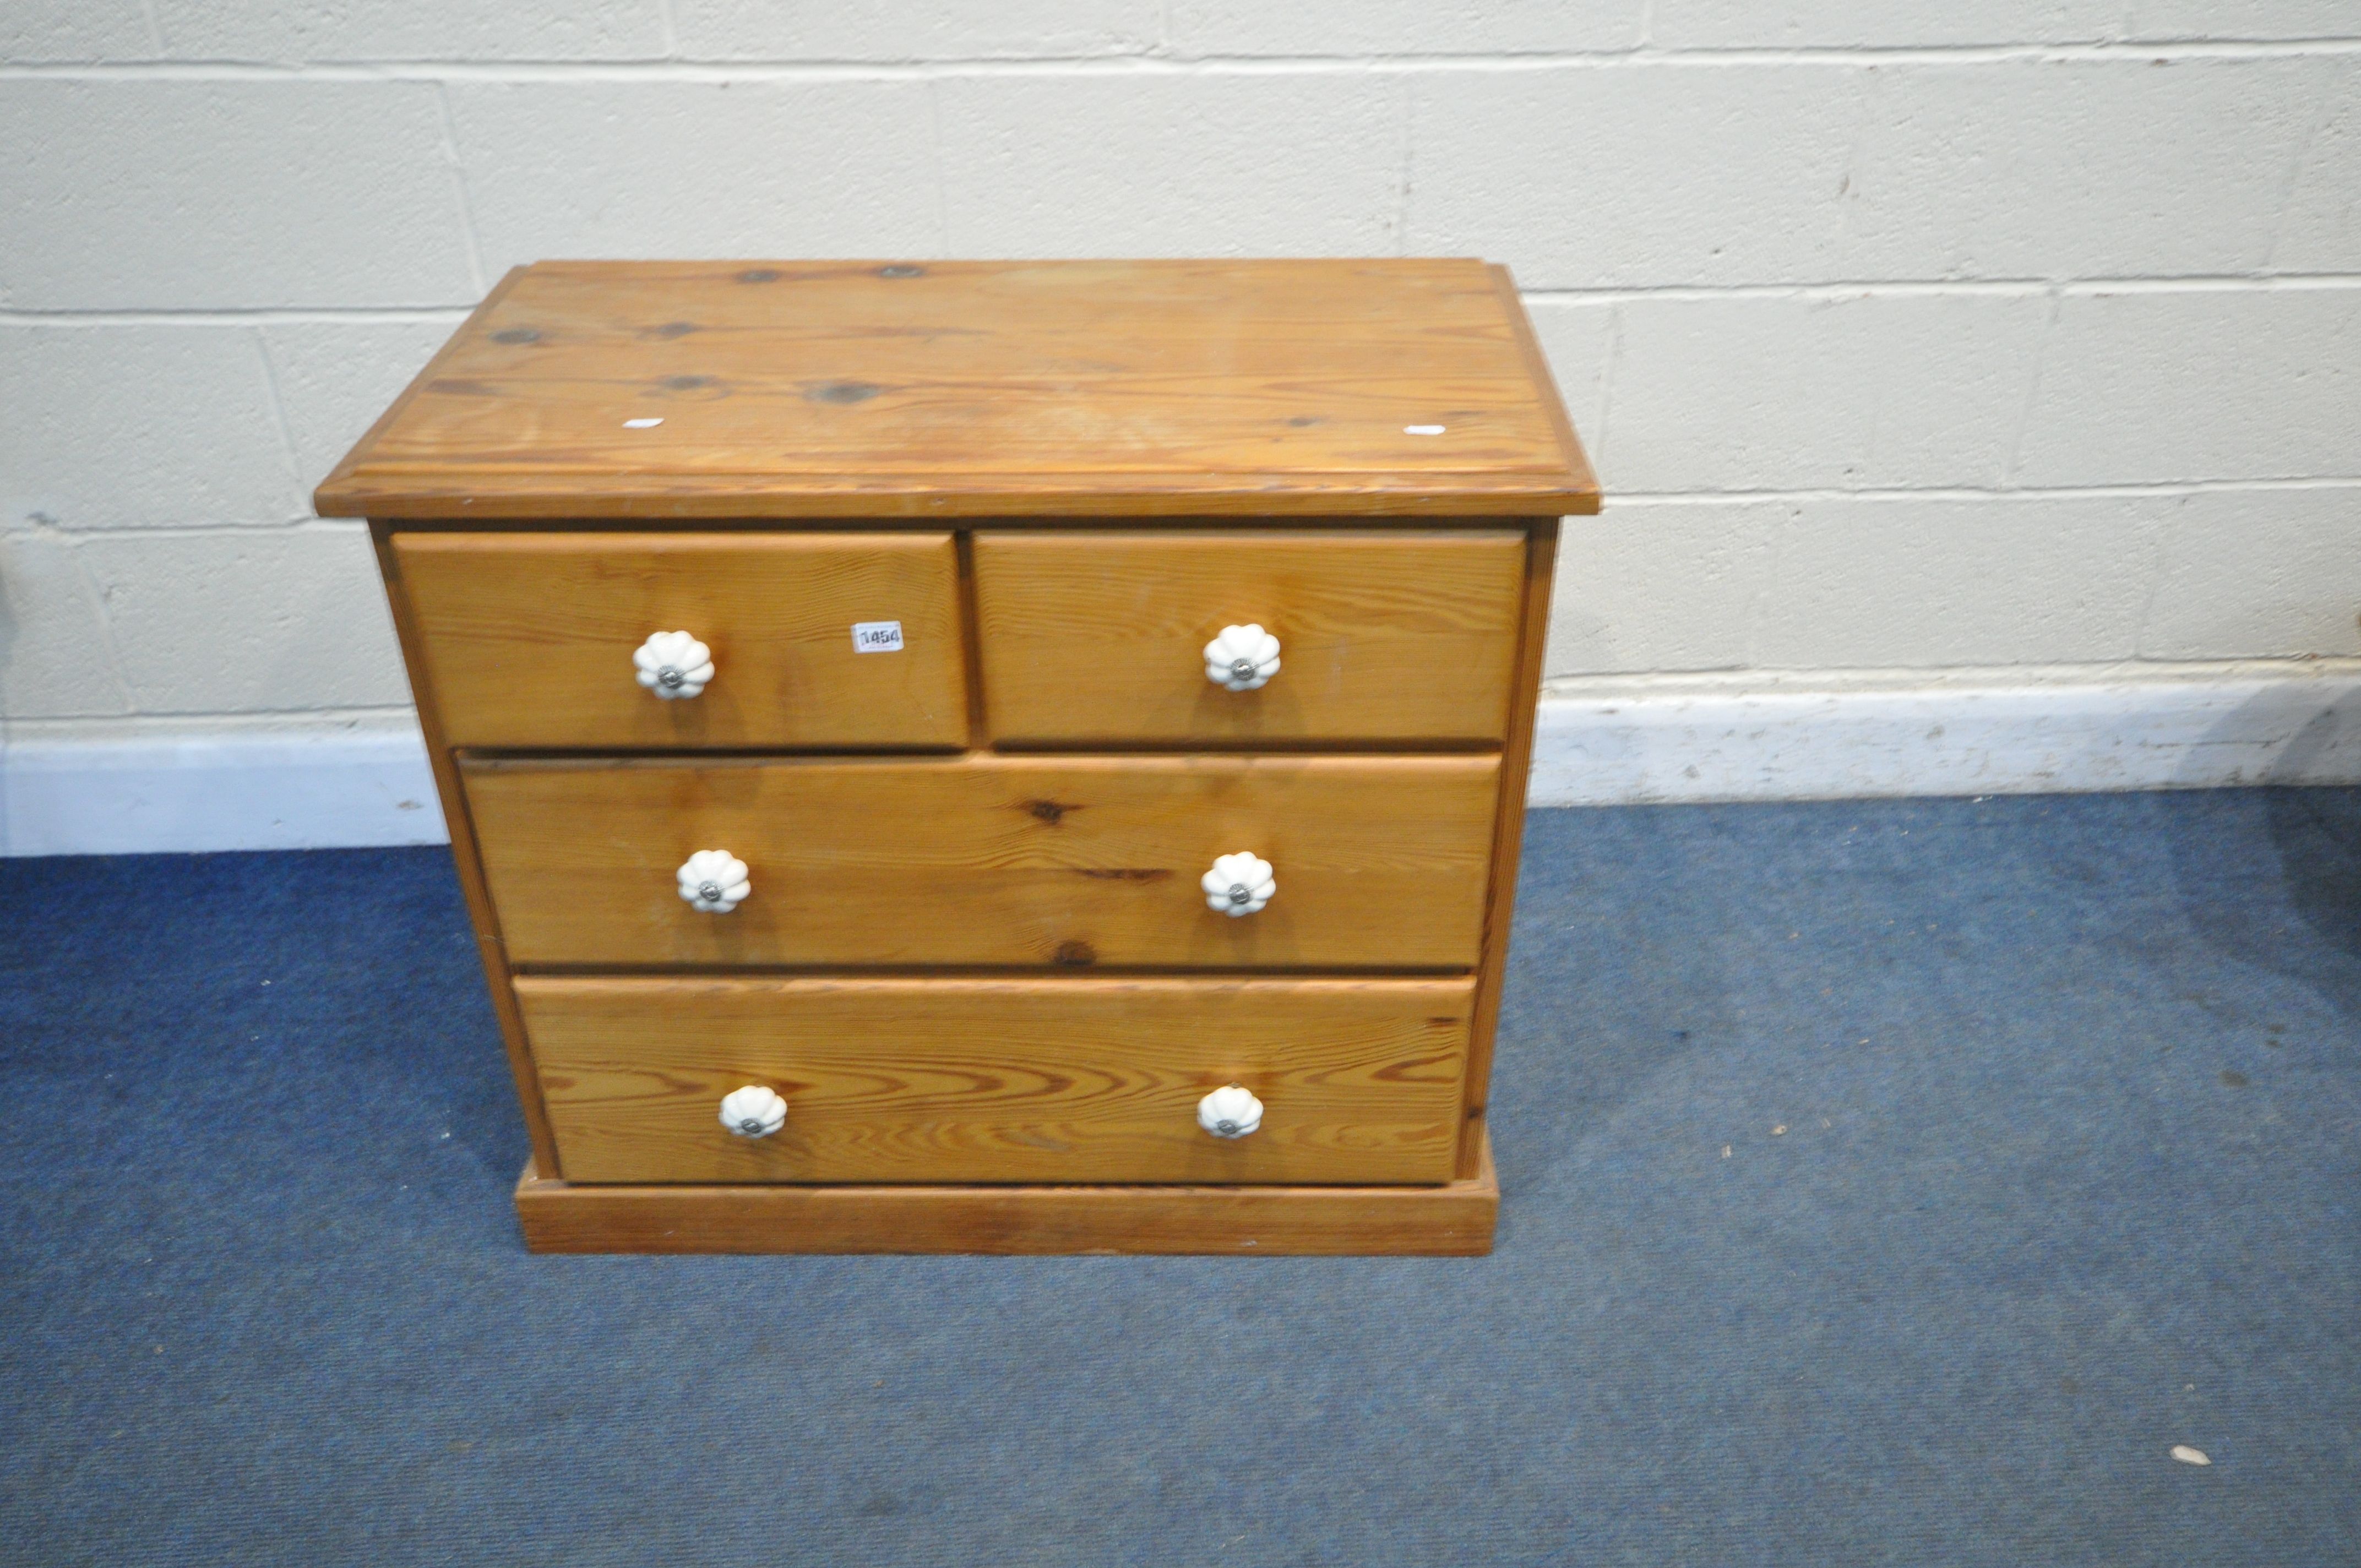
512;1131;1497;1254
313;260;1599;520
518;974;1471;1185
389;530;967;749
369;522;564;1178
463;754;1498;969
973;530;1524;744
1457;519;1557;1178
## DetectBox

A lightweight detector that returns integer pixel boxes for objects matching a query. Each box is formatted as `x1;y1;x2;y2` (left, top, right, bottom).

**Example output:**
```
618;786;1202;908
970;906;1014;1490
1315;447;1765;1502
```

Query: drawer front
972;530;1527;745
519;976;1471;1185
466;754;1498;968
390;531;967;749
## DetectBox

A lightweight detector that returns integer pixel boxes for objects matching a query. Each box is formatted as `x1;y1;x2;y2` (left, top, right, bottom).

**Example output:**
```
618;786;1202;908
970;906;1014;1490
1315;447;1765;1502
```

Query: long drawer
518;975;1472;1185
465;754;1498;969
390;531;967;749
972;530;1527;745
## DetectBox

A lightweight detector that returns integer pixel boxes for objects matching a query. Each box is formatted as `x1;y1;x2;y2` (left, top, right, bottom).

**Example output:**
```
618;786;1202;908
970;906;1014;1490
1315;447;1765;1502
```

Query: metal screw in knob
1204;624;1282;692
634;630;714;700
1202;852;1275;917
677;850;752;913
719;1085;788;1139
1196;1085;1264;1140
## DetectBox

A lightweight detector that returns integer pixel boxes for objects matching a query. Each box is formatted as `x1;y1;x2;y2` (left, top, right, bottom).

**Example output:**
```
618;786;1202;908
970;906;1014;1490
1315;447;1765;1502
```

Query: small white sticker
623;417;664;428
1404;424;1446;435
851;620;904;653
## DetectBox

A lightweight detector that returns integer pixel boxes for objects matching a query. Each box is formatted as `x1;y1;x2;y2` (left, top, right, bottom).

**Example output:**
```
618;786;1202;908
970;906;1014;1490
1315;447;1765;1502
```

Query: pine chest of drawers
317;259;1599;1255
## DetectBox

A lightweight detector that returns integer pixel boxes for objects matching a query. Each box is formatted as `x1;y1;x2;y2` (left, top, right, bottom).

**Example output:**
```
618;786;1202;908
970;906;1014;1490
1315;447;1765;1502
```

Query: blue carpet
2;791;2356;1566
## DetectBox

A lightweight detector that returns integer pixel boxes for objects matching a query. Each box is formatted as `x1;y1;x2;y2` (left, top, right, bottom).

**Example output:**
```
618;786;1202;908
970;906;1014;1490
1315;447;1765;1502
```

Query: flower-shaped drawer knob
1203;624;1281;692
677;849;751;913
634;629;714;699
1197;1084;1264;1140
720;1085;787;1139
1202;851;1275;917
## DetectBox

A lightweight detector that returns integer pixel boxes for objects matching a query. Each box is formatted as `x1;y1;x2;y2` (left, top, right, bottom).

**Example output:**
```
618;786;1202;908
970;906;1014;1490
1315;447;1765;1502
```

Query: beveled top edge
315;258;1601;522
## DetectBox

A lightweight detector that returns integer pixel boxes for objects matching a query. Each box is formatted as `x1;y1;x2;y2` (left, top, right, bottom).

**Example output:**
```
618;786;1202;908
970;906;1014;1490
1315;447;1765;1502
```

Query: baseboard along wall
6;672;2360;855
0;727;447;857
1528;671;2361;805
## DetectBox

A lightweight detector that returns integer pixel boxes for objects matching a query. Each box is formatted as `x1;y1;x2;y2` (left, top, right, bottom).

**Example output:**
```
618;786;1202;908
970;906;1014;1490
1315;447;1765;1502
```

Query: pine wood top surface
315;259;1598;521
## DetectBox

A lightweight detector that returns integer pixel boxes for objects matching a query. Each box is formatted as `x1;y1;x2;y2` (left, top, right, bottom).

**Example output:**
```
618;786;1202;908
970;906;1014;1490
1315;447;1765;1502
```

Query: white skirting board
5;673;2361;855
0;727;447;857
1529;673;2361;805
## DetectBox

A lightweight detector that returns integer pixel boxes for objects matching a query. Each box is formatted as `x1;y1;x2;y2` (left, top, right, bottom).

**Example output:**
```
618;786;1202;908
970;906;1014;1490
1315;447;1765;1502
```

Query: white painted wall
3;5;2359;849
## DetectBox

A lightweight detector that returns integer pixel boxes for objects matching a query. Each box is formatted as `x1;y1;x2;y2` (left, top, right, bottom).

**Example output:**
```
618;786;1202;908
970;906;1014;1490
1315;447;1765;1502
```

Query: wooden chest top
314;258;1597;522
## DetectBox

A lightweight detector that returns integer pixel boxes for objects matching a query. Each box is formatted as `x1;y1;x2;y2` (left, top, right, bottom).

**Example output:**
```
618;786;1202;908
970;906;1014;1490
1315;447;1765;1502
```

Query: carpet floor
2;790;2356;1566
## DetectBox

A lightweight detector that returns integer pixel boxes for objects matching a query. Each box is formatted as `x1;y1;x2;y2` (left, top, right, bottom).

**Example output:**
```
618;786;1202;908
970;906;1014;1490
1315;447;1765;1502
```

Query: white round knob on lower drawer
1204;624;1281;692
1198;1085;1263;1139
677;849;751;913
1202;851;1275;917
634;629;714;699
720;1085;787;1139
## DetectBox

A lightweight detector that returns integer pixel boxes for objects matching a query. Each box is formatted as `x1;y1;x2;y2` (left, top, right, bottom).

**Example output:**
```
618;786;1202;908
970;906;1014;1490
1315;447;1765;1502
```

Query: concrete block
448;81;943;273
0;81;476;310
1;2;153;61
2125;2;2361;40
938;74;1403;255
1601;292;2047;493
151;0;665;60
1548;500;1783;676
260;320;464;493
1750;494;2161;668
0;532;133;721
0;326;300;531
671;0;1159;59
1652;1;2124;46
77;526;411;714
2015;287;2361;486
1405;65;1863;290
1522;299;1614;467
2142;487;2361;658
1168;0;1641;56
1842;59;2330;281
2276;61;2360;273
1648;2;2355;47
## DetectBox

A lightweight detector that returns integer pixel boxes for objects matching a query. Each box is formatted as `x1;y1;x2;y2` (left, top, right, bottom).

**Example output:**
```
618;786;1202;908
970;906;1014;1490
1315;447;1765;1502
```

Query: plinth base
514;1131;1497;1256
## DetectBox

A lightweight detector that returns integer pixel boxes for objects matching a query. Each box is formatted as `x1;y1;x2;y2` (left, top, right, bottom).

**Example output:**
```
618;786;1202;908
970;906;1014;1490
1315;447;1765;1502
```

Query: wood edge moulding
513;1129;1498;1256
319;480;1601;522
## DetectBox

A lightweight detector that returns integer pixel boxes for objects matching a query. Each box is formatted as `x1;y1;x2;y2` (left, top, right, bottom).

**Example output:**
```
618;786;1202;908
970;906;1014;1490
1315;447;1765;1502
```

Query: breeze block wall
3;3;2358;846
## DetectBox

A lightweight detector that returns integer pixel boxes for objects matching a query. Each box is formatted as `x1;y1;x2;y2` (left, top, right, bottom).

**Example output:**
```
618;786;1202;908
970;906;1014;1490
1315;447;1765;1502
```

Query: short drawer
972;530;1528;745
389;531;966;749
518;975;1471;1185
465;754;1498;969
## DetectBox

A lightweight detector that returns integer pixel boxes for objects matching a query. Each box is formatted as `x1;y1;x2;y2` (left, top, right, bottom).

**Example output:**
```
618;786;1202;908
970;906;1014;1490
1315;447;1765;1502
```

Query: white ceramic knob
677;849;751;913
635;630;714;699
720;1085;787;1139
1198;1085;1264;1139
1204;624;1281;692
1202;851;1275;917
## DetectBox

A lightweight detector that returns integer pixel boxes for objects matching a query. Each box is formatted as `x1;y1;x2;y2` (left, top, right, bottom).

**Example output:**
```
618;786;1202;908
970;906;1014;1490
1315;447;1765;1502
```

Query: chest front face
323;258;1597;1256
